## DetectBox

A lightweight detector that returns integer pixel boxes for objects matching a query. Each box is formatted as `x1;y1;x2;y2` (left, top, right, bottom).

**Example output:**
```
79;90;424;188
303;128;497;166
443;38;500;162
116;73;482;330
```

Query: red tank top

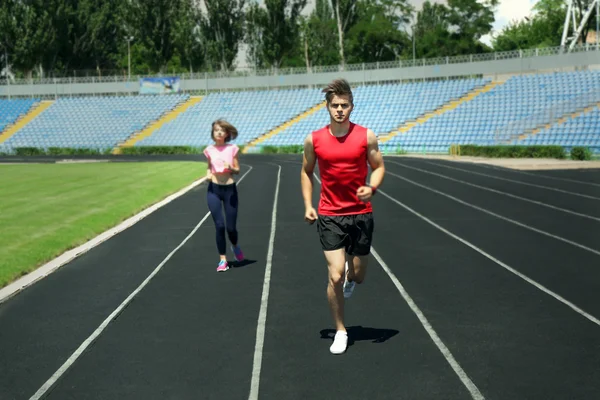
312;122;373;216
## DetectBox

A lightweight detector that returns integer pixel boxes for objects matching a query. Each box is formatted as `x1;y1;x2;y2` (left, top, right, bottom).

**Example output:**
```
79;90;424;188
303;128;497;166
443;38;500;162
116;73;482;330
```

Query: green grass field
0;161;206;288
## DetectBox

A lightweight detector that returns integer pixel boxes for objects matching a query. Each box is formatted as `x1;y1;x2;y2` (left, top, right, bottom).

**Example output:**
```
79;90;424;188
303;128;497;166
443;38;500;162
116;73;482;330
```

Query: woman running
203;119;245;271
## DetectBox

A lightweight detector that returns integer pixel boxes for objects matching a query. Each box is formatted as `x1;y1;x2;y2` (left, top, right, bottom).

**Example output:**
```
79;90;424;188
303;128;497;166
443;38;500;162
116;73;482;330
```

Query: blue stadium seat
0;98;39;132
260;78;489;147
1;70;598;155
385;70;600;153
137;88;323;147
3;94;188;151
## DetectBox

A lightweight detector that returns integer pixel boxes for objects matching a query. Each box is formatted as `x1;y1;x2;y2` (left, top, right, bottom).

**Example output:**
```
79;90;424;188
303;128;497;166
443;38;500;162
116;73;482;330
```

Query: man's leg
343;213;374;297
346;254;368;284
317;215;350;354
324;247;350;354
324;248;347;332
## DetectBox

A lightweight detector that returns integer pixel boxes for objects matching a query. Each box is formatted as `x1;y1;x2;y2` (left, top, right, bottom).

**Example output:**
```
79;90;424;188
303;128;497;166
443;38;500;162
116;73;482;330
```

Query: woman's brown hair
211;119;238;142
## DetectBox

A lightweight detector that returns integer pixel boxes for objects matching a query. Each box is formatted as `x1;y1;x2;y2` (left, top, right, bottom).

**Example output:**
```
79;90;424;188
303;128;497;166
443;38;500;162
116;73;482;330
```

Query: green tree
202;0;246;71
445;0;499;54
125;0;189;73
492;0;566;51
243;0;307;69
75;0;125;73
345;0;412;64
330;0;359;67
297;0;339;69
412;1;452;58
412;0;498;59
172;0;205;73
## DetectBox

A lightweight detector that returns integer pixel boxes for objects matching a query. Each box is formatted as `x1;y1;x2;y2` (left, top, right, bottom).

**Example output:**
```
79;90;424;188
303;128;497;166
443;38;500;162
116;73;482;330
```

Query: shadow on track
320;326;399;347
229;258;258;269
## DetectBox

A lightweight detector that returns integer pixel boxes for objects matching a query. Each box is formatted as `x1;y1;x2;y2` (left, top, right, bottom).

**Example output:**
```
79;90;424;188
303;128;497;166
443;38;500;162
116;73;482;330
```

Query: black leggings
207;182;239;255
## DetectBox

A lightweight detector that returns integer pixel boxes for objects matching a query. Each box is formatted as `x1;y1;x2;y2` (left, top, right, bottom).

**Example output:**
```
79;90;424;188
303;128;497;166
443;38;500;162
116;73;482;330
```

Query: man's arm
301;134;316;209
301;134;318;224
357;129;384;202
366;129;385;190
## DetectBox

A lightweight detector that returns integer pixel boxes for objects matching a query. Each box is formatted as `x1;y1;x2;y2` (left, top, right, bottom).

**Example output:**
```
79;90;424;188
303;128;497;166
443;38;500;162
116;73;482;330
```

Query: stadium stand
0;99;39;132
0;70;598;154
518;106;600;151
2;94;188;151
135;88;324;147
254;78;490;149
384;70;600;153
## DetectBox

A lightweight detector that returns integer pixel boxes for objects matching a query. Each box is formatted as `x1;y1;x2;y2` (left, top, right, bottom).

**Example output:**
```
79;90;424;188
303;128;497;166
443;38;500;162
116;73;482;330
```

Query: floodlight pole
596;0;600;50
561;0;574;48
4;48;9;100
562;0;600;52
125;36;134;79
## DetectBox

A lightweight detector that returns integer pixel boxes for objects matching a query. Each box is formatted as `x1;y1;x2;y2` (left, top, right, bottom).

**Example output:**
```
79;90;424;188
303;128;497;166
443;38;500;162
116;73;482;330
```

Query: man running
300;78;385;355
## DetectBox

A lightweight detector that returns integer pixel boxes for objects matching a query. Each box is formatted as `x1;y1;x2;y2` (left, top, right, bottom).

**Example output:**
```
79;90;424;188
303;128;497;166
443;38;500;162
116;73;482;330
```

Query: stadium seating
0;99;39;132
136;88;324;147
3;94;188;151
518;106;600;151
384;70;600;153
258;78;490;147
0;70;599;155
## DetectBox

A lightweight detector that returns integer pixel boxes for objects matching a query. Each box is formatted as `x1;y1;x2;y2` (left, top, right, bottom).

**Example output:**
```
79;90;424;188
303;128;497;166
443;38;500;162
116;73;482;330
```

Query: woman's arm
229;153;240;175
206;159;213;180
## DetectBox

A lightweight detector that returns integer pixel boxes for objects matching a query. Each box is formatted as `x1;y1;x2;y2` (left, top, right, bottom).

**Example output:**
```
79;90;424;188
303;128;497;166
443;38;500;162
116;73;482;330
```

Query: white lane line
454;161;600;189
418;160;600;201
387;160;600;223
248;164;281;400
377;188;600;328
28;166;254;400
371;248;485;400
311;173;484;399
386;170;600;257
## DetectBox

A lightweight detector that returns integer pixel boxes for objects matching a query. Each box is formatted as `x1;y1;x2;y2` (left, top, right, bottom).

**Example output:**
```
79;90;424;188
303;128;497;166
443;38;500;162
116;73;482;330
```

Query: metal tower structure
561;0;600;51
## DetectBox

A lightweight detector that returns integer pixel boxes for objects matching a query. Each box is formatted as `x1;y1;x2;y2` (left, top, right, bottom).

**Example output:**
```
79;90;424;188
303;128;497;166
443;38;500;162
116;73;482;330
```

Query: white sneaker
343;261;355;299
330;331;348;354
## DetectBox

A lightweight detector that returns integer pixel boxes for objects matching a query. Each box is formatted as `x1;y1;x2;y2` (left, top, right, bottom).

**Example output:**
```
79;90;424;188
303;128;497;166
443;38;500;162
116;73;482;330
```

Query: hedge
453;145;567;159
119;145;206;155
12;147;114;156
2;145;244;156
259;145;303;154
570;146;593;161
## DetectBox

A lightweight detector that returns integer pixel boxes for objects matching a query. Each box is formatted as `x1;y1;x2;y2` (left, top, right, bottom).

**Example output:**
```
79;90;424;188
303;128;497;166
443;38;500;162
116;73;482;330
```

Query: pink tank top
204;144;239;173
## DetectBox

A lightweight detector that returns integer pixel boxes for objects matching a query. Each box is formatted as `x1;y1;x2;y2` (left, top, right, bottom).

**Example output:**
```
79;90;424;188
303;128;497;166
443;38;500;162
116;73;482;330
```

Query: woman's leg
223;184;244;260
207;184;227;259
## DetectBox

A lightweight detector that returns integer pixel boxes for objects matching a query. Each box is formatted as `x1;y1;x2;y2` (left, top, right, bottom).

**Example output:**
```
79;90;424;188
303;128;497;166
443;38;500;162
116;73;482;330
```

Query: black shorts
317;213;374;256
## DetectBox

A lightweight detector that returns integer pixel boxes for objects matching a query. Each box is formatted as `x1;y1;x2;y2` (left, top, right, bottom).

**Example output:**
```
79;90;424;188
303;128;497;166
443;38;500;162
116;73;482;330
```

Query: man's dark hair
322;78;353;105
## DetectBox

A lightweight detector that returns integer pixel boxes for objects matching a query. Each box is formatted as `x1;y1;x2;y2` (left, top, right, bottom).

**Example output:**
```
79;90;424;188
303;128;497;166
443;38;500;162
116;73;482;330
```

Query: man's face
327;94;353;124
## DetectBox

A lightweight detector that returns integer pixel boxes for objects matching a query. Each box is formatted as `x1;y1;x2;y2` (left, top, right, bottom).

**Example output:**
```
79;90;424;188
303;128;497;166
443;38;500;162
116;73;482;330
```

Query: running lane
39;160;279;399
416;157;600;199
0;162;223;400
382;160;600;317
394;158;600;218
257;158;474;400
372;165;600;399
384;159;600;252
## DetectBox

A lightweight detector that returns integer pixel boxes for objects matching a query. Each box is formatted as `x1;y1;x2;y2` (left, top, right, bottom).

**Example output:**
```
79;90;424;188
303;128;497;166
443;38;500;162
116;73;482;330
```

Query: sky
235;0;542;68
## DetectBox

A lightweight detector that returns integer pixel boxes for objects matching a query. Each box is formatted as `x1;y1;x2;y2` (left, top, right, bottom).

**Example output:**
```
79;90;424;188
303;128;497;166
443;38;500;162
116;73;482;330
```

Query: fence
1;44;600;98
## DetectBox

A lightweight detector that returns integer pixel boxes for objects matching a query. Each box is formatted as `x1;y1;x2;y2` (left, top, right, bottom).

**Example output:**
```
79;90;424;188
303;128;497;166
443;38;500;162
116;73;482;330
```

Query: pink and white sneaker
216;260;229;272
231;245;245;262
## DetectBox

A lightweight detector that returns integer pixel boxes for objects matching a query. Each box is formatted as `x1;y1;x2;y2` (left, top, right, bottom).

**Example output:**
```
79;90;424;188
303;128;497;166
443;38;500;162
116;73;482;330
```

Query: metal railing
2;43;599;87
